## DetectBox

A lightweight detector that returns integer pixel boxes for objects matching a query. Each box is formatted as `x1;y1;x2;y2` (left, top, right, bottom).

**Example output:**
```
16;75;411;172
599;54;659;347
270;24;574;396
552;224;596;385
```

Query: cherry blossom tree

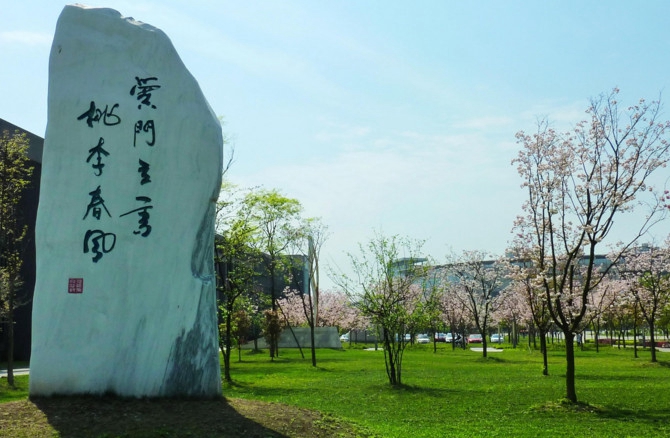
276;288;366;363
513;89;670;402
318;290;364;332
276;287;363;332
440;284;470;350
445;250;509;358
493;280;528;349
657;301;670;343
606;286;646;358
505;250;554;373
618;241;670;362
614;290;636;350
586;276;621;352
277;288;309;327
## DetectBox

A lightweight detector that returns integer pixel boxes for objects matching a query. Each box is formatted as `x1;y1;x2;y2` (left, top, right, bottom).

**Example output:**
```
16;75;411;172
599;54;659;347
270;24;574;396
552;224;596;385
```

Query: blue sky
2;1;670;289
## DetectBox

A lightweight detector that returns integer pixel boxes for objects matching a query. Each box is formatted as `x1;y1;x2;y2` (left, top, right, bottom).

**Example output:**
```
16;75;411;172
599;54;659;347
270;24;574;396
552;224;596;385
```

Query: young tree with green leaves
337;232;428;386
215;180;265;381
215;219;263;382
241;188;303;358
0;130;33;387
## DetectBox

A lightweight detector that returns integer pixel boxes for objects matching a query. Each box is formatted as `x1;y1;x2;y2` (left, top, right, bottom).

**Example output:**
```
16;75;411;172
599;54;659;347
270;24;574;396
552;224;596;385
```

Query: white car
416;334;430;344
491;333;504;343
339;332;350;342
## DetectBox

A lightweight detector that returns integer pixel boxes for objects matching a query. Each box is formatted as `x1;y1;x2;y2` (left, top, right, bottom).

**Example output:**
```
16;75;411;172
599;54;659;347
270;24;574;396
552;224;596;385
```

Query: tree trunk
269;263;278;358
310;323;316;367
279;307;304;360
649;320;657;363
392;342;403;386
532;326;537;349
307;291;317;367
7;284;15;387
223;311;232;383
633;313;639;358
564;331;577;403
540;329;548;376
387;354;397;385
383;333;397;385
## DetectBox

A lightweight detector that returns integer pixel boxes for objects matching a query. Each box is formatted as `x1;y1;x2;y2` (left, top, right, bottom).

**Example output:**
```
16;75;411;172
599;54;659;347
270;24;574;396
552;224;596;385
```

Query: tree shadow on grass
530;399;670;425
386;384;464;398
596;405;670;423
474;356;507;363
27;395;291;438
227;384;298;399
575;373;652;382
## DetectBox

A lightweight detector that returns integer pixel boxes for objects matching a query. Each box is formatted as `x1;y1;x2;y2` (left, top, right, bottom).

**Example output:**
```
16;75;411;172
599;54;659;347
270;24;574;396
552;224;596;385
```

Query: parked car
445;333;463;343
416;334;430;344
434;332;448;342
339;332;350;342
491;333;504;343
467;334;483;343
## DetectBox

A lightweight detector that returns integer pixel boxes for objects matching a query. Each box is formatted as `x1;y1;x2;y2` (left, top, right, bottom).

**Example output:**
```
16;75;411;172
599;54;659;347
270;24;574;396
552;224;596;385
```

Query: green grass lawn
0;374;29;403
222;343;670;437
2;344;668;437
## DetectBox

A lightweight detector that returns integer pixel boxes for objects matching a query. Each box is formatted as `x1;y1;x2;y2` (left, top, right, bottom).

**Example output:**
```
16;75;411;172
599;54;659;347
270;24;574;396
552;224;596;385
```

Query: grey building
0;118;43;362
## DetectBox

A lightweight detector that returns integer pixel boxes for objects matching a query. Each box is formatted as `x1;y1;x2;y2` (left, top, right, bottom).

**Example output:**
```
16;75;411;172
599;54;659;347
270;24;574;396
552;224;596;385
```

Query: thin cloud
454;115;515;130
0;31;52;47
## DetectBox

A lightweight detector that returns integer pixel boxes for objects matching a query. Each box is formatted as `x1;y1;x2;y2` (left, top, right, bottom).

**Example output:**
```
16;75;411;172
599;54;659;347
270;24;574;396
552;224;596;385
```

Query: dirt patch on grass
0;396;373;437
529;399;602;414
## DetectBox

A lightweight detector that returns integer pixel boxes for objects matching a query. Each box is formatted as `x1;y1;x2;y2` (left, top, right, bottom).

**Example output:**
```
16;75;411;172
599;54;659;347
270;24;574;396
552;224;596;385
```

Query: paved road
0;368;29;378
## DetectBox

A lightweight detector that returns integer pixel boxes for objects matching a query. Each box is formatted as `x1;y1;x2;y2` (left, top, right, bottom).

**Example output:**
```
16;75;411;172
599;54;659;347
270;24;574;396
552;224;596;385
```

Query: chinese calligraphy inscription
77;76;160;262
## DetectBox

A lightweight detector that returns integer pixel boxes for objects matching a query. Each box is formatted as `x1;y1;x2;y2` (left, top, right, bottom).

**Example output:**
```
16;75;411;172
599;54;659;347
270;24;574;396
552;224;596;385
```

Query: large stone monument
30;5;222;397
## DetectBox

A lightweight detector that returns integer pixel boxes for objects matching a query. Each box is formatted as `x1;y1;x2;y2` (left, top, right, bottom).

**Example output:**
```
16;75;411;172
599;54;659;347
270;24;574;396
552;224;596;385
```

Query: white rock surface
30;5;222;397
